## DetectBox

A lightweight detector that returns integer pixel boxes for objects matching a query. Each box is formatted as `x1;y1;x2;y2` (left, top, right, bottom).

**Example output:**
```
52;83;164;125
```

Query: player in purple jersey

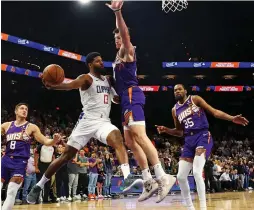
106;0;176;203
1;103;61;210
156;84;249;210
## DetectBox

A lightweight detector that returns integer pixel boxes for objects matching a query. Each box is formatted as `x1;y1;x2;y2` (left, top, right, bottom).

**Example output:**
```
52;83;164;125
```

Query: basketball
42;64;65;85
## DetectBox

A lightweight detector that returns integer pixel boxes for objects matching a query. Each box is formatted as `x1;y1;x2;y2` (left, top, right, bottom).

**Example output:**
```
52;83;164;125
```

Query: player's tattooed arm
31;124;61;146
193;95;249;126
44;74;92;91
155;108;184;137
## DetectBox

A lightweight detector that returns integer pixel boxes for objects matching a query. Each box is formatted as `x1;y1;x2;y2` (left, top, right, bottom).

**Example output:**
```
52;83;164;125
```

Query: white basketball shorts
67;118;119;150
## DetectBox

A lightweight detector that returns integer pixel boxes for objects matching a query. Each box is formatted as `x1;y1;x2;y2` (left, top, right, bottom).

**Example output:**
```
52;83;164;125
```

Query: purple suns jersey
112;49;139;96
5;121;32;160
175;95;209;134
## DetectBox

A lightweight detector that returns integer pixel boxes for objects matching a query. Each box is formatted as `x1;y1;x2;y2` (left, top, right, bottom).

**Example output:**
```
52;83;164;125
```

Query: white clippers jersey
79;73;111;120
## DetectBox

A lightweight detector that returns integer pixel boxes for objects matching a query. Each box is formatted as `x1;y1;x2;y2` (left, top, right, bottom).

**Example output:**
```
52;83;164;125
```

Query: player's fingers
244;118;249;123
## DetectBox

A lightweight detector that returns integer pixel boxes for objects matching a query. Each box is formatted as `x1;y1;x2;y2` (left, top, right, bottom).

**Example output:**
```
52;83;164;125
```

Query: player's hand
42;79;53;89
232;114;249;126
42;78;58;90
60;136;66;142
52;133;62;145
35;168;40;173
155;125;167;134
112;95;120;104
106;0;124;11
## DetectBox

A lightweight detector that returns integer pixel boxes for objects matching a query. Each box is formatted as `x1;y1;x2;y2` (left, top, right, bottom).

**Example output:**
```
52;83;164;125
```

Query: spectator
35;142;56;203
103;153;114;198
230;169;240;191
249;168;254;190
67;153;80;201
77;149;89;199
21;147;37;203
219;169;232;191
204;159;214;193
55;145;70;202
97;162;105;199
88;152;99;199
237;161;245;190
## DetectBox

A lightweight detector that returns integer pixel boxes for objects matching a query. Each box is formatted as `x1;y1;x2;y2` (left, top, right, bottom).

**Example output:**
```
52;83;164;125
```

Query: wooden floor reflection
13;191;254;210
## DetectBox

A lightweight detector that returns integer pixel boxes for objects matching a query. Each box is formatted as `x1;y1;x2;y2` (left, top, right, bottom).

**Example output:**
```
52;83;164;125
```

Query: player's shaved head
174;84;186;90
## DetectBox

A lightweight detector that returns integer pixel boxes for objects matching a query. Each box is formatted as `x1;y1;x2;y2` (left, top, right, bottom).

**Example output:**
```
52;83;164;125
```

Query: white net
162;0;188;13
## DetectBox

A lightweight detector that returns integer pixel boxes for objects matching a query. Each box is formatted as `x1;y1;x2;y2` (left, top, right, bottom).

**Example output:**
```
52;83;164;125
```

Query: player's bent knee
177;173;186;183
10;176;23;185
193;170;202;179
107;130;123;148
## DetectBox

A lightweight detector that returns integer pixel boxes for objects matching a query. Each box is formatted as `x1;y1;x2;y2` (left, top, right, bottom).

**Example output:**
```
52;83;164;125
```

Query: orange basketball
42;64;65;85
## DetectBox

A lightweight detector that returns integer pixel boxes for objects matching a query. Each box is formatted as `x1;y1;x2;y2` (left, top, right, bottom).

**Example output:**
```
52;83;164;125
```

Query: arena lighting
79;0;91;4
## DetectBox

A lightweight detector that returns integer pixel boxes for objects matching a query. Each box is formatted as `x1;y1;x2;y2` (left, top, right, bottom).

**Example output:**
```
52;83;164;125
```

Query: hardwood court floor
13;191;254;210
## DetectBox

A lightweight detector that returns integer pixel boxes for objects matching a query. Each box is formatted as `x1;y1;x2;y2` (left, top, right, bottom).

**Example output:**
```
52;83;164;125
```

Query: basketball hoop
162;0;188;13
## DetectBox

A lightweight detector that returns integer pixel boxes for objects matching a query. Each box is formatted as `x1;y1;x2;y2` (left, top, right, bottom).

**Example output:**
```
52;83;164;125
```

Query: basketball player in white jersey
27;52;142;204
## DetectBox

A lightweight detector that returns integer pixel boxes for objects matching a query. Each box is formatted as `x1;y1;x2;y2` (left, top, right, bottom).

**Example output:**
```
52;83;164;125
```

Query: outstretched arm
106;0;133;50
193;95;249;126
31;124;61;146
44;74;90;91
156;108;184;137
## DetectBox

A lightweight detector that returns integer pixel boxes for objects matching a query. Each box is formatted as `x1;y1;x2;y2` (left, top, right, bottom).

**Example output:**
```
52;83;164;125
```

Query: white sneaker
74;194;81;200
67;196;72;201
15;199;22;205
82;194;88;199
138;179;158;202
156;174;176;203
107;195;112;199
56;198;60;202
248;187;253;190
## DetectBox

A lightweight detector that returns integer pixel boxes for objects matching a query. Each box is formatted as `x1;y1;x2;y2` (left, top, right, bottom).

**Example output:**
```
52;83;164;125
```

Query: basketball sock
2;182;22;210
37;174;50;188
153;163;166;179
142;168;153;181
177;160;194;209
193;153;206;209
121;163;131;179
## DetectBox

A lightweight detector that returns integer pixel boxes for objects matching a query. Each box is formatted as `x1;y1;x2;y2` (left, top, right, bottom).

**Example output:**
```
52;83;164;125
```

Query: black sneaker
121;174;143;193
27;185;42;204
